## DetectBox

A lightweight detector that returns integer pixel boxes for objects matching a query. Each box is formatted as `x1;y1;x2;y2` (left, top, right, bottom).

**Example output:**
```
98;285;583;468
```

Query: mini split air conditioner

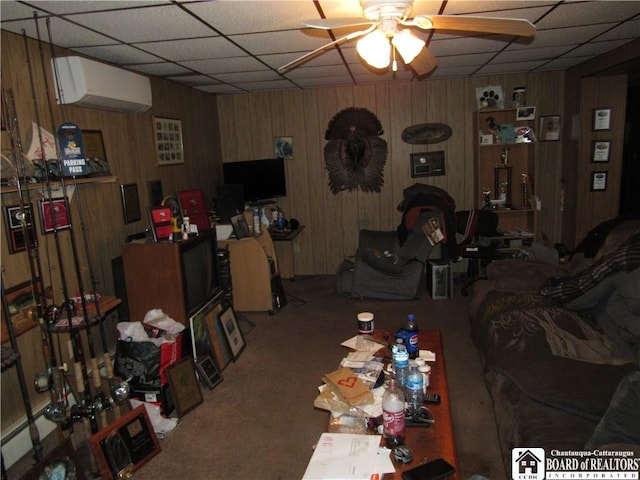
51;56;152;114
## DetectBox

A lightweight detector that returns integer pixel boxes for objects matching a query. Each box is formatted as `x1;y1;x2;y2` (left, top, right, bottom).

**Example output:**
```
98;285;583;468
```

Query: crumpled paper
130;399;177;439
143;309;185;334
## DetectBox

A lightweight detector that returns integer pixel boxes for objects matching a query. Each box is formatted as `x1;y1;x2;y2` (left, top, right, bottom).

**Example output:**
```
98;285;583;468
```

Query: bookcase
474;108;537;252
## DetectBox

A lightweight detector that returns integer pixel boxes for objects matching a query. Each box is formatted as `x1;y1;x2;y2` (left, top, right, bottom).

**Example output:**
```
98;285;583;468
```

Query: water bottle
382;377;406;447
392;339;409;389
405;314;419;359
406;364;425;418
252;208;261;234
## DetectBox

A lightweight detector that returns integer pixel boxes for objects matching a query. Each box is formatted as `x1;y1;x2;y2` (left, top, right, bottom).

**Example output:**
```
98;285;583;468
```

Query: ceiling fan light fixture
357;29;391;69
391;29;425;63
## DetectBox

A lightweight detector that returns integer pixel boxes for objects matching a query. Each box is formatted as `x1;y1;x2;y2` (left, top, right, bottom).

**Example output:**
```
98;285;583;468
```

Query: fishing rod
22;27;97;435
2;87;68;439
31;14;106;429
44;16;128;420
1;278;43;462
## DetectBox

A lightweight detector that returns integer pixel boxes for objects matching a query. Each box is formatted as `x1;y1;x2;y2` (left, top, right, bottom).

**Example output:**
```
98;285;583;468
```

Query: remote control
424;393;441;404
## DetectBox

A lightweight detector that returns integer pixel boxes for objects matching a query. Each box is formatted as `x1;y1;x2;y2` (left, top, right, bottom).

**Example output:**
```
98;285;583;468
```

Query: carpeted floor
8;274;506;480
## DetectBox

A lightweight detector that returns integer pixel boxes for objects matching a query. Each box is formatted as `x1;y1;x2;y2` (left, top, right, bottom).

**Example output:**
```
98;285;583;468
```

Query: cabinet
271;226;304;280
474;108;537;250
121;231;219;325
218;228;284;313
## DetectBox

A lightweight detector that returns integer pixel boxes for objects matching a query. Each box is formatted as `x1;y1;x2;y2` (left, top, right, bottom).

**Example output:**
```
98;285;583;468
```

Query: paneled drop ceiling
1;0;639;95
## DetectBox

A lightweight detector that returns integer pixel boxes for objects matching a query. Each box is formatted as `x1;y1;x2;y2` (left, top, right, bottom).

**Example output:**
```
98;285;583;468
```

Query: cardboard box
427;260;452;300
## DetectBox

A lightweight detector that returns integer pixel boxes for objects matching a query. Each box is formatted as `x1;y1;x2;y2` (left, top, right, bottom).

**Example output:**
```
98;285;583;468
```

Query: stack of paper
302;433;394;480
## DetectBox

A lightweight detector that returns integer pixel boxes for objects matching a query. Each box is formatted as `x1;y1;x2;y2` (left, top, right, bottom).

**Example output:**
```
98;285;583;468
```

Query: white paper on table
375;447;396;476
302;433;381;480
341;335;384;353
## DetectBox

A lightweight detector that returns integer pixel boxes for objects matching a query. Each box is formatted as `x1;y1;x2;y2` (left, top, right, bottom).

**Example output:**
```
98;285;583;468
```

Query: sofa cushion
585;371;640;449
596;268;640;364
540;233;640;303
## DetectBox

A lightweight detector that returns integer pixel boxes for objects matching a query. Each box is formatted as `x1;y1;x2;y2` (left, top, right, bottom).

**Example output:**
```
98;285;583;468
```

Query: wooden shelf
1;175;117;194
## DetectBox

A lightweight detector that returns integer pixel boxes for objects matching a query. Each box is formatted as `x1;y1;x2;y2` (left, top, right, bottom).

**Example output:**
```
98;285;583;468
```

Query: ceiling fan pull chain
392;45;398;72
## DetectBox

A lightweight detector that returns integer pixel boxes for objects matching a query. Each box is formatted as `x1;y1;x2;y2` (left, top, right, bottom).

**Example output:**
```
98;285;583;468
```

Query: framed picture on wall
39;198;71;234
591;171;607;191
593;108;611;131
539;115;561;141
591;141;611;162
153;116;184;166
120;183;141;224
3;203;36;254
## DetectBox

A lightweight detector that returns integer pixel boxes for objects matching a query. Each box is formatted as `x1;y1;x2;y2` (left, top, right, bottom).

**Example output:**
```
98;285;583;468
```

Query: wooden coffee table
370;329;461;479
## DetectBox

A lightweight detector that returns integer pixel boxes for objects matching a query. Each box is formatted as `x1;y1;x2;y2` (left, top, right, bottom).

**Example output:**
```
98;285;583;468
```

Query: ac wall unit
51;56;152;114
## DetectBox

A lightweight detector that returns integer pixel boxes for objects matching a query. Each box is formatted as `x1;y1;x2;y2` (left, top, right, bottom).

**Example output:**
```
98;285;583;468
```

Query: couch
468;217;640;477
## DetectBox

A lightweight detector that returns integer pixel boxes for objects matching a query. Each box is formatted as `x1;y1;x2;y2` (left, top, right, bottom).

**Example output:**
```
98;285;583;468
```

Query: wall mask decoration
324;107;387;194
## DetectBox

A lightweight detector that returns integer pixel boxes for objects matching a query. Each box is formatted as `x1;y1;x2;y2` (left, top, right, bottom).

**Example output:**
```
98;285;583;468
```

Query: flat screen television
222;158;286;204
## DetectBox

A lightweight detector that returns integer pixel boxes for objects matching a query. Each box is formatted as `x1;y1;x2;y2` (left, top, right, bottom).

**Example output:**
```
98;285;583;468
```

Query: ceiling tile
178;56;268;74
183;1;322;34
135;37;245;62
68;5;214;43
70;44;162;64
535;1;640;29
129;62;193;76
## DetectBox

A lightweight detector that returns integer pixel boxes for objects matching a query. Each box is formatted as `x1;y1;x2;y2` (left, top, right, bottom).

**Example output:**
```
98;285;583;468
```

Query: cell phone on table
401;458;456;480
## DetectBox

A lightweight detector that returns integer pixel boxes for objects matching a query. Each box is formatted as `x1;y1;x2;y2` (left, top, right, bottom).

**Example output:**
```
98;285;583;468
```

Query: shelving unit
474;108;537;250
0;175;117;194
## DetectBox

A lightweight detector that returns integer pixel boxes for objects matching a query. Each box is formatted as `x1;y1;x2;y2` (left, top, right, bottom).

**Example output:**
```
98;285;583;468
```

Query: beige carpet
8;274;506;480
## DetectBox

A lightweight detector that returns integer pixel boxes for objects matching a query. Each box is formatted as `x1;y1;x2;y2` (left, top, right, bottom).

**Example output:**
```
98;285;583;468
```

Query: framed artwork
23;437;87;480
591;171;607;191
410;151;445;178
120;183;141;224
591;141;611;163
218;306;246;360
230;213;251;239
82;129;111;176
516;106;536;121
274;136;293;159
195;354;223;390
593;108;611;131
147;206;173;242
0;279;40;344
39;198;71;234
148;180;163;206
3;203;36;254
539;115;561;141
178;189;210;232
166;357;204;418
88;405;160;480
153;116;184;165
206;301;233;371
189;299;219;362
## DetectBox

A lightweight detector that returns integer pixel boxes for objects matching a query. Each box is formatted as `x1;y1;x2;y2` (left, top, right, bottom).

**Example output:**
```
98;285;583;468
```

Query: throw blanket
471;291;636;421
540;233;640;303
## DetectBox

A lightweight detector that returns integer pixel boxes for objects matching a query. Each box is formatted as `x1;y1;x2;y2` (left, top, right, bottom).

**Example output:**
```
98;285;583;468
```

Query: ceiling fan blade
427;15;535;37
409;47;437;77
302;18;377;30
278;26;376;73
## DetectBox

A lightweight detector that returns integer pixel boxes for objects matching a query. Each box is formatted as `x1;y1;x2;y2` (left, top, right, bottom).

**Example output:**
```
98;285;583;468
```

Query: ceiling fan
278;0;536;76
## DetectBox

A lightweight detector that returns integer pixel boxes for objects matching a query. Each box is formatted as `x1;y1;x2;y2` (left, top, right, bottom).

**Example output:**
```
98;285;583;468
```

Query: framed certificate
591;141;611;162
166;357;204;417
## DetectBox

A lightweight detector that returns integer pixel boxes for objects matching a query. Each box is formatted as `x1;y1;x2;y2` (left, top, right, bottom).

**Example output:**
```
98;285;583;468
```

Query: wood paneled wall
1;30;222;433
217;71;567;275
